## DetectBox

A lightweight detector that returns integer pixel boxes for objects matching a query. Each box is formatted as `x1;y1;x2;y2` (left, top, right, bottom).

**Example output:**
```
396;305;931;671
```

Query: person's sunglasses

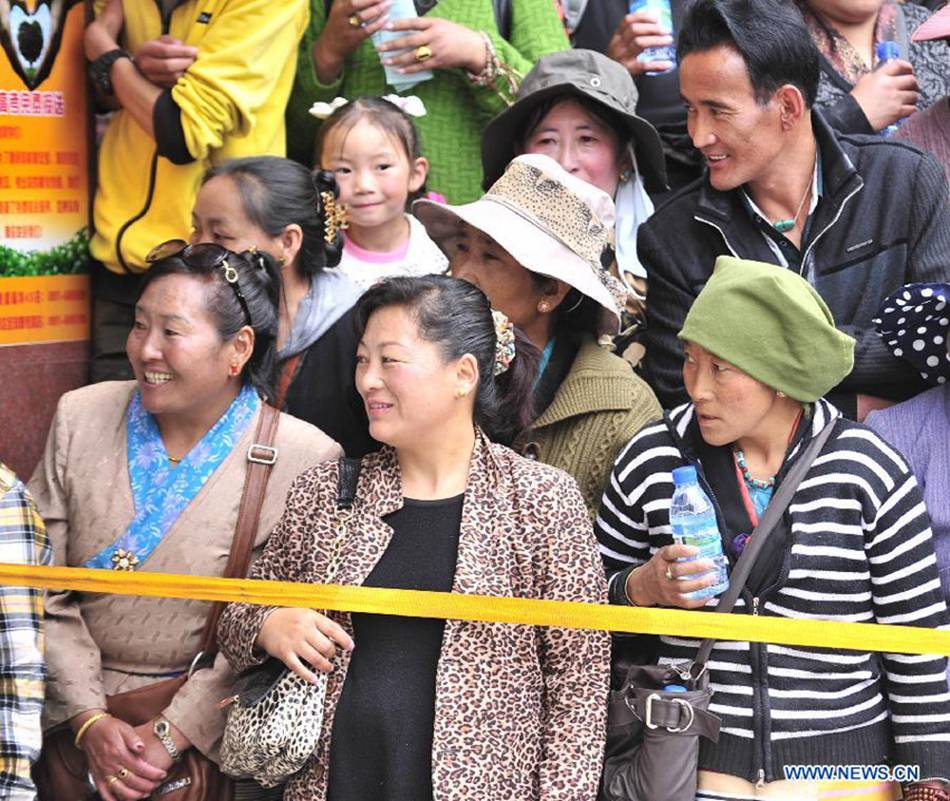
145;239;253;327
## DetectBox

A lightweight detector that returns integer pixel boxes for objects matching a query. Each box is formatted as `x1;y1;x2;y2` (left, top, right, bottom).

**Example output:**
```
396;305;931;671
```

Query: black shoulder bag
219;457;362;788
600;422;837;801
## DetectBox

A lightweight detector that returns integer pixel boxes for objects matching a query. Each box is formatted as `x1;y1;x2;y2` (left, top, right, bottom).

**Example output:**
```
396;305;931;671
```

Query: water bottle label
628;0;673;31
684;575;730;601
628;0;676;73
690;538;724;560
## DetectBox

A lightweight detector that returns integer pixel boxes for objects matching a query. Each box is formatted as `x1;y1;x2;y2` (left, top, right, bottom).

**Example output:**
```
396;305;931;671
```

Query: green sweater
287;0;569;202
514;338;663;518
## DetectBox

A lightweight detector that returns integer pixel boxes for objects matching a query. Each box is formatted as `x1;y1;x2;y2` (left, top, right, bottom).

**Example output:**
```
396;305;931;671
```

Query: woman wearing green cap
596;256;950;801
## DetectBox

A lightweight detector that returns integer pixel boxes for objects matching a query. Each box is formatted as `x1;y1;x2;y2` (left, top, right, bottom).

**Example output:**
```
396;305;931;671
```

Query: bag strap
493;0;512;39
694;419;837;667
337;457;362;510
274;353;303;411
196;403;282;660
894;4;911;60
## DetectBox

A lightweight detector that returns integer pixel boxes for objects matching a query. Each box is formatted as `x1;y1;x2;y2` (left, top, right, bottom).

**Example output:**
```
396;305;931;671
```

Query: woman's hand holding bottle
626;544;719;609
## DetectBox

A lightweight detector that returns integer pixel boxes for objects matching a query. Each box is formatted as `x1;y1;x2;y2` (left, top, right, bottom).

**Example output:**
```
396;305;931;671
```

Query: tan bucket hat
413;154;627;336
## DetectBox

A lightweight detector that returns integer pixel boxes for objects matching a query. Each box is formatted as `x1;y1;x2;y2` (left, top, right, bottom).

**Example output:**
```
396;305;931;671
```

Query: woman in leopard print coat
218;275;610;801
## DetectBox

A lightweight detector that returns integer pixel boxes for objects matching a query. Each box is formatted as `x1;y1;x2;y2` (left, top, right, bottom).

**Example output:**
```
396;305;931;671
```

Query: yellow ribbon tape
2;563;949;656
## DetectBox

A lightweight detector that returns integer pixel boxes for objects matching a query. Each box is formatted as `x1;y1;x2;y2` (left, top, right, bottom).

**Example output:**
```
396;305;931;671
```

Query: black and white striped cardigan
596;399;950;783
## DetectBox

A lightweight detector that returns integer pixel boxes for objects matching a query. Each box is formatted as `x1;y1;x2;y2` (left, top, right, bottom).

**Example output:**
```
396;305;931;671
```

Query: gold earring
456;387;467;398
277;255;287;266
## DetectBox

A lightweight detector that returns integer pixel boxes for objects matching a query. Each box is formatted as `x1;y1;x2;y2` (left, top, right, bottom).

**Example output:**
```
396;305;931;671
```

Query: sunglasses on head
145;239;254;327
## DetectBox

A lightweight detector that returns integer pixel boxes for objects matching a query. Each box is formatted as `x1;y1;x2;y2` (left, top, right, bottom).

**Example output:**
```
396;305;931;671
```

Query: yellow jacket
91;0;308;273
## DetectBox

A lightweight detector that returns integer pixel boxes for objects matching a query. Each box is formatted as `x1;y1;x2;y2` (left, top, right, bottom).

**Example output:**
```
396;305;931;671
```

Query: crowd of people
1;0;949;799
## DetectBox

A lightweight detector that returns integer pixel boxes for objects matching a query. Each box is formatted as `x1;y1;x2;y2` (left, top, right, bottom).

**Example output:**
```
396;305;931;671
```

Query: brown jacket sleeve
28;394;109;728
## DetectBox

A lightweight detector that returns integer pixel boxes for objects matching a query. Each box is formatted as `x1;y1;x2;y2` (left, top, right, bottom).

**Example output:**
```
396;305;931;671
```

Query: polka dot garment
874;282;950;386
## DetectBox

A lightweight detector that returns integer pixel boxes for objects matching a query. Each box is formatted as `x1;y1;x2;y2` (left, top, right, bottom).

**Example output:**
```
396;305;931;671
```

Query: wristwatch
88;48;132;96
153;717;183;763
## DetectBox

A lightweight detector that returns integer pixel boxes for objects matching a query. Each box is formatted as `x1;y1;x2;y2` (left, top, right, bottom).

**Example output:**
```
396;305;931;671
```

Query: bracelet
74;711;111;750
904;788;950;801
466;31;521;105
904;783;950;801
624;565;644;607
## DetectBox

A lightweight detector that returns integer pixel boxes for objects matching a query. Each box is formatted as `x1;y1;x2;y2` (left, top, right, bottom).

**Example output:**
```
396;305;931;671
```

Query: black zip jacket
639;112;950;415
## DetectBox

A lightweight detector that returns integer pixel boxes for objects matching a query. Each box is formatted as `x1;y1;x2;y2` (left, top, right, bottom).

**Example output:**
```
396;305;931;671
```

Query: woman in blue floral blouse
30;245;340;801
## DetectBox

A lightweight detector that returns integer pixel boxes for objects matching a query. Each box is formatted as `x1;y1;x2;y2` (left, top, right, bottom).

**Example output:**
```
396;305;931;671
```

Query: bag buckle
644;692;695;733
247;444;278;465
157;777;192;795
188;650;206;679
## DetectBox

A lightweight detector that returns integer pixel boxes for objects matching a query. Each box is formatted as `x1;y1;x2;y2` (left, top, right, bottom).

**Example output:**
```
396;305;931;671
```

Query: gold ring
348;13;361;27
117;768;130;779
414;45;433;62
107;775;120;786
665;565;674;581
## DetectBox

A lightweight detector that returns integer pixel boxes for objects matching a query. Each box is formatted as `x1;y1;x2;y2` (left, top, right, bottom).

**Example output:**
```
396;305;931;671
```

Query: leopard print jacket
218;430;610;801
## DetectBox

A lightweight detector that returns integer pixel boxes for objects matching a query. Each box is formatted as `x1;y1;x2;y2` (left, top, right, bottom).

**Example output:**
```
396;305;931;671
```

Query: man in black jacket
640;0;950;419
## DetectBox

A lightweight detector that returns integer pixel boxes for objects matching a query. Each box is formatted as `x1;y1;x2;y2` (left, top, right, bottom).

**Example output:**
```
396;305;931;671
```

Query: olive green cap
678;256;855;402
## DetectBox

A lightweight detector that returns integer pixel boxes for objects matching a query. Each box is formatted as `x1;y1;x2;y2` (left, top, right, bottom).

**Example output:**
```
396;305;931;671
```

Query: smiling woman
29;246;341;801
217;274;611;801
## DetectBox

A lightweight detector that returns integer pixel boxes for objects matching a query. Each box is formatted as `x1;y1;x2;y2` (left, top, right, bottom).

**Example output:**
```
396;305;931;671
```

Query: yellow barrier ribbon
2;563;950;657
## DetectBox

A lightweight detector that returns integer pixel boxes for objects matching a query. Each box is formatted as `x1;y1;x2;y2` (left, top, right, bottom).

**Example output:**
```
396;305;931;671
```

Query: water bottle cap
672;466;698;486
662;684;688;692
876;41;900;62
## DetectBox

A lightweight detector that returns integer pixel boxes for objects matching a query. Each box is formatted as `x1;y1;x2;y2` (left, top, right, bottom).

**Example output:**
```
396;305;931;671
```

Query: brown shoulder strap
274;353;304;410
197;403;281;659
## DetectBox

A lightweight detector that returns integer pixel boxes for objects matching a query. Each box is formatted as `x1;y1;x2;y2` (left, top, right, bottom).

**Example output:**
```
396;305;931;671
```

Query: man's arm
0;467;52;800
85;0;162;139
838;150;950;418
639;221;695;409
907;150;950;286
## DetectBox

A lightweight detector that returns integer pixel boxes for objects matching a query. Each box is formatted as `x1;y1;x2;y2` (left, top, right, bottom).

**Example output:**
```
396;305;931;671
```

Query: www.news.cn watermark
784;765;921;782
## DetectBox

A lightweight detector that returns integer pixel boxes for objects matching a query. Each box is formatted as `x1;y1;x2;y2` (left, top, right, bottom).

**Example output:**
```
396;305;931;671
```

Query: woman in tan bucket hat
414;153;661;516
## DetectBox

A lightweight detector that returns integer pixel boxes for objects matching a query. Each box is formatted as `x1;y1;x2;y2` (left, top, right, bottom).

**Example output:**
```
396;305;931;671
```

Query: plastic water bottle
628;0;676;75
371;0;433;91
669;466;729;601
875;39;905;137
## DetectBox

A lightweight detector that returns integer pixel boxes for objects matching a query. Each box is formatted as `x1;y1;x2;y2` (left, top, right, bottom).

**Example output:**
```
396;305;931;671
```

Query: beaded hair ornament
492;309;516;376
320;191;349;244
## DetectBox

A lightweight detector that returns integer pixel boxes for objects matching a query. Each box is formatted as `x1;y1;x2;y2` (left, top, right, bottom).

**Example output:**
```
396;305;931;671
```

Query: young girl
313;97;448;290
